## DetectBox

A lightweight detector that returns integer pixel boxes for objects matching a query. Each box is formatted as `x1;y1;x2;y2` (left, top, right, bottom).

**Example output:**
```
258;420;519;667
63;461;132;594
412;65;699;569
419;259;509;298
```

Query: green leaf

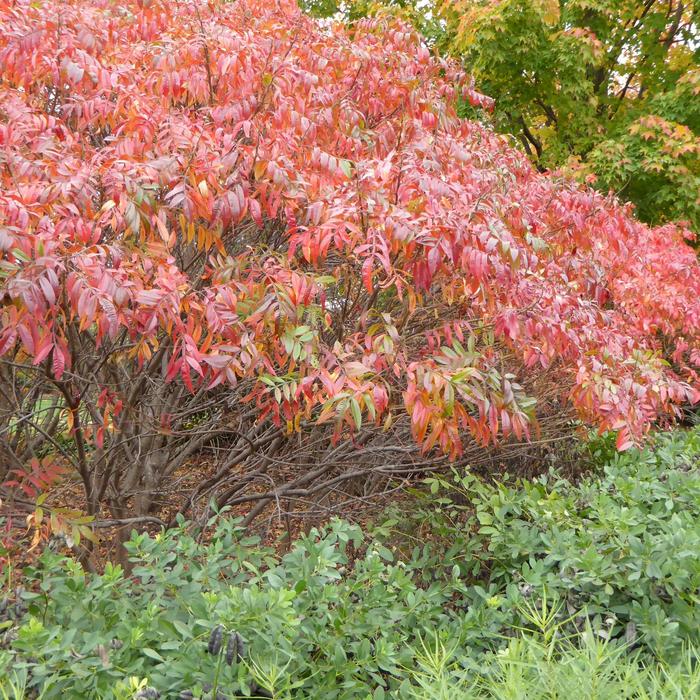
350;397;362;430
477;511;493;525
267;571;284;588
339;159;353;178
173;619;193;639
377;545;393;562
645;561;663;579
142;648;165;662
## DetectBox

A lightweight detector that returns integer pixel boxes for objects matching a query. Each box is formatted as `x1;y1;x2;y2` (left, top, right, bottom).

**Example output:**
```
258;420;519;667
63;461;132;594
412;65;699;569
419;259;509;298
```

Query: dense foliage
335;1;700;231
410;631;700;698
2;428;700;698
1;0;699;541
445;0;700;230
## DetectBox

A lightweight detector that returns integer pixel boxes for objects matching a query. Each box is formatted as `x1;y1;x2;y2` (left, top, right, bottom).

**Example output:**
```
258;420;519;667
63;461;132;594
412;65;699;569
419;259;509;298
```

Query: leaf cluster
352;0;700;230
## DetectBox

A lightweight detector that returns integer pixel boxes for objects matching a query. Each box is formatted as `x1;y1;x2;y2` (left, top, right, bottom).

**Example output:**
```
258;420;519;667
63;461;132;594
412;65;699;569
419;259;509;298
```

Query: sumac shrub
0;0;698;532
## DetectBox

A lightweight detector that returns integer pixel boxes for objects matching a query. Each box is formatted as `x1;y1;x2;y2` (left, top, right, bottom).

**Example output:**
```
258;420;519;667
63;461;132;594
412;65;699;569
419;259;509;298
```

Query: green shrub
404;427;700;661
2;518;474;699
1;428;699;698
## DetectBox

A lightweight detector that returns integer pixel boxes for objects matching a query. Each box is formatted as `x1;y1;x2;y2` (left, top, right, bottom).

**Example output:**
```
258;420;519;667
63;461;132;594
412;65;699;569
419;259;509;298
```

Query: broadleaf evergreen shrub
1;428;699;698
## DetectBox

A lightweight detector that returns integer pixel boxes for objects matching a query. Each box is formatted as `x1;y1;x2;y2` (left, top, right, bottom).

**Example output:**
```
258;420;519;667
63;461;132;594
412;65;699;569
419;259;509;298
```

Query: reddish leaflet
0;0;698;521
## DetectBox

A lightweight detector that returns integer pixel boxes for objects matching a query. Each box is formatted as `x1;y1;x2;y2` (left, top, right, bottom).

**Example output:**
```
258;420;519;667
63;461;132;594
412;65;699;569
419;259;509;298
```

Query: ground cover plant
408;628;700;699
1;0;699;559
1;427;699;698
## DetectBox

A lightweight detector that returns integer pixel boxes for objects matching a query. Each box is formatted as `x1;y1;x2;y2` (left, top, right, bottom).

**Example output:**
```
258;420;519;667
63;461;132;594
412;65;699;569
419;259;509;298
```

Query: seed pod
249;683;272;699
0;628;17;650
207;624;223;655
135;689;160;700
225;633;236;666
235;632;246;662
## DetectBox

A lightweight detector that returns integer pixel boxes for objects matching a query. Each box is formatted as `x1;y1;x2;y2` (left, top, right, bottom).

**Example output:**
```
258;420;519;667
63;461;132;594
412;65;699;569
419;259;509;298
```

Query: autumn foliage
0;0;699;536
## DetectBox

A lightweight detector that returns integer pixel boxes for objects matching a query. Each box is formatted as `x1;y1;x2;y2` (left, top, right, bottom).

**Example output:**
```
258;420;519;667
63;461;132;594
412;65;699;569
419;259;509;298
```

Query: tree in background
326;1;699;231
